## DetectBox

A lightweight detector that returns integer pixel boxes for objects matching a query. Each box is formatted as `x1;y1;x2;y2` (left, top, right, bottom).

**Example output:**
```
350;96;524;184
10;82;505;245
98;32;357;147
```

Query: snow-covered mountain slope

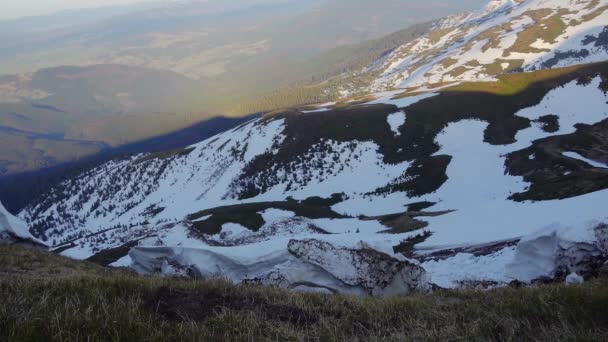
368;0;608;91
0;201;46;247
20;61;608;292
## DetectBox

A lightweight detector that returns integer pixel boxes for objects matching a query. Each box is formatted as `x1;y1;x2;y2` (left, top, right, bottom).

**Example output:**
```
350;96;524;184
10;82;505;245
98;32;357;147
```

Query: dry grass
504;9;572;56
443;61;607;96
1;245;608;341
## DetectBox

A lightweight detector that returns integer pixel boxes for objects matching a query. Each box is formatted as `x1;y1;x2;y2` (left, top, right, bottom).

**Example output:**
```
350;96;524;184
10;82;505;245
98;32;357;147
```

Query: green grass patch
426;28;454;44
481;59;525;75
443;61;608;96
438;57;459;69
2;245;608;341
504;9;571;56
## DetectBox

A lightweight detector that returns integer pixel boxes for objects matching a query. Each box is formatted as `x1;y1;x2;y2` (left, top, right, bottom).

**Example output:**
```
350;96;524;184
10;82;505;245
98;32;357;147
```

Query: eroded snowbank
130;238;430;296
0;202;46;247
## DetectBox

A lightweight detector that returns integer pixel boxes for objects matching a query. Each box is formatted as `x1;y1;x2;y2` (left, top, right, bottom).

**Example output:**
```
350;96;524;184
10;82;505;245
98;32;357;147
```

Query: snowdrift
130;238;430;296
0;202;47;248
506;222;608;282
130;220;608;293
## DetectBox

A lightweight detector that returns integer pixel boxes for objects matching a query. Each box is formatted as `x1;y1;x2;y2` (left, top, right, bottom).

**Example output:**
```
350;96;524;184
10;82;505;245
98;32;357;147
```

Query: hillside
0;0;482;78
2;0;606;178
365;0;608;91
0;64;209;176
0;0;451;177
20;60;608;293
0;114;257;214
239;0;608;114
1;244;607;341
0;19;428;178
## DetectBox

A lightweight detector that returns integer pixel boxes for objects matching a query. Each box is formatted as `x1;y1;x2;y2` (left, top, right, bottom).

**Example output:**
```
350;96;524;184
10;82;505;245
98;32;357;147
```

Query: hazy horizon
0;0;165;20
0;0;487;179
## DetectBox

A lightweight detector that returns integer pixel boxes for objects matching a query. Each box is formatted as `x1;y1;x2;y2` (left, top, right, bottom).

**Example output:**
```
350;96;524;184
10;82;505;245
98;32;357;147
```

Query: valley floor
1;245;607;341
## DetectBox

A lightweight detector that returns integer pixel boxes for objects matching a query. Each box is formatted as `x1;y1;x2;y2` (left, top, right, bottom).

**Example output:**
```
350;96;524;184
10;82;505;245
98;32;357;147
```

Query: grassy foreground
1;245;607;341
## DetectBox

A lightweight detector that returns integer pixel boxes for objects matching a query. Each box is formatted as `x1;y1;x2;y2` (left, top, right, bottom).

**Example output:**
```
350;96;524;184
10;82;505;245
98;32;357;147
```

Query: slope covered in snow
19;60;608;291
367;0;608;91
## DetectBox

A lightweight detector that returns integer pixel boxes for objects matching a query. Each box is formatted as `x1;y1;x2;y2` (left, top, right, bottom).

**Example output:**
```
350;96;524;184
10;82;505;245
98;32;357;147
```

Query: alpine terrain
16;0;608;296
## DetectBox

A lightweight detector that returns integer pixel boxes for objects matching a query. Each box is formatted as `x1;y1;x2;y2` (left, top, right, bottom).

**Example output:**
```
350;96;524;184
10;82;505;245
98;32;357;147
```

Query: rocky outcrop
287;239;429;296
203;217;331;247
0;202;47;248
130;238;430;296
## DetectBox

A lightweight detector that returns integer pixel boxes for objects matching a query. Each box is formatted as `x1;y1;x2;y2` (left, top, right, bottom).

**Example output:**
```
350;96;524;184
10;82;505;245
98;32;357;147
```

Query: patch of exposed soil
146;286;318;326
415;238;521;262
533;114;560;133
365;210;452;234
506;119;608;201
189;195;347;235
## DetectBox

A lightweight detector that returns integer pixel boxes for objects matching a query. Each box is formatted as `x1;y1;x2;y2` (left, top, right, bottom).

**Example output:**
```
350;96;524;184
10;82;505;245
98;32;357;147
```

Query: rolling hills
0;0;471;177
0;64;205;176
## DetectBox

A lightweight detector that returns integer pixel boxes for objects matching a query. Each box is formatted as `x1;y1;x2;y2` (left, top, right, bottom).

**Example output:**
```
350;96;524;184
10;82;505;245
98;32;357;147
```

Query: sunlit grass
1;245;608;341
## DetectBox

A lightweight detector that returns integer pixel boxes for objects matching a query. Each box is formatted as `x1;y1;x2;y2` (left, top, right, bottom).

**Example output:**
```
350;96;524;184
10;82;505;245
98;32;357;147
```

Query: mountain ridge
21;60;608;292
360;0;608;92
15;0;608;294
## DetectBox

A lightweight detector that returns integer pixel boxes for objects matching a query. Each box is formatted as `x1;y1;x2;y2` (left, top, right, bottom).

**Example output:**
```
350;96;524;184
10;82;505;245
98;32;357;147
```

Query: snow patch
565;272;584;284
422;247;516;288
221;223;253;238
387;112;406;136
0;201;46;247
562;151;607;168
259;209;295;222
110;255;133;267
505;222;607;282
192;215;212;222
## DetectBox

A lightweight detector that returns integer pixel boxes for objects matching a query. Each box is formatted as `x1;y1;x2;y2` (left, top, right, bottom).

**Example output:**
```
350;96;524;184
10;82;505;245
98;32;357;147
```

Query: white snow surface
565;272;585;284
422;247;517;288
110;255;133;267
221;223;254;238
260;209;295;222
0;201;46;246
387;112;406;136
505;221;607;282
367;91;438;108
562;152;607;168
335;78;608;249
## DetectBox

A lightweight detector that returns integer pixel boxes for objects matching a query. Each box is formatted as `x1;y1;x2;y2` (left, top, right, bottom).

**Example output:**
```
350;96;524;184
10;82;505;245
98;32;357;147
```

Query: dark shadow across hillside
0;114;260;213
